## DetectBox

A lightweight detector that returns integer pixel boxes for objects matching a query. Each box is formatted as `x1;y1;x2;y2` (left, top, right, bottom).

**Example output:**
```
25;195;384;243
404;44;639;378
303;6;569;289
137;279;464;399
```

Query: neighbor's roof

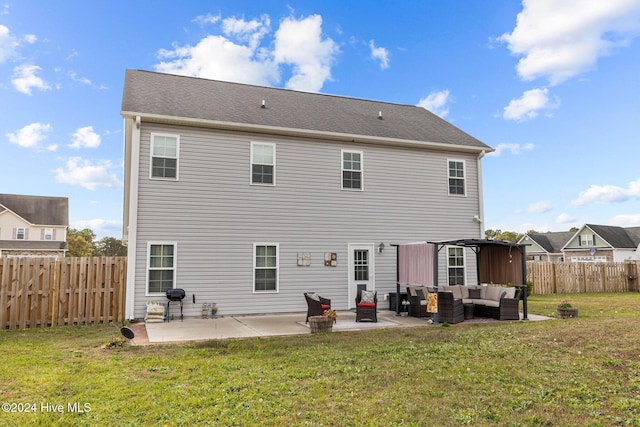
0;194;69;226
121;69;492;152
525;231;574;253
584;224;640;248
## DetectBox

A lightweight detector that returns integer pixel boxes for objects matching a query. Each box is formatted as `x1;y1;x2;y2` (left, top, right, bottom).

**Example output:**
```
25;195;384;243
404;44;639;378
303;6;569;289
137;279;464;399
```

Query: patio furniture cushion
360;290;376;303
357;302;376;307
503;287;517;299
485;286;504;301
307;293;320;301
321;304;331;309
468;288;481;299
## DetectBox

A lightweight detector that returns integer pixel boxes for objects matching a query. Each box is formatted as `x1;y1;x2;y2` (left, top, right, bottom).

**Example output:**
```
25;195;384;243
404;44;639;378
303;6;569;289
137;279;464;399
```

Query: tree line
67;228;127;257
484;227;579;242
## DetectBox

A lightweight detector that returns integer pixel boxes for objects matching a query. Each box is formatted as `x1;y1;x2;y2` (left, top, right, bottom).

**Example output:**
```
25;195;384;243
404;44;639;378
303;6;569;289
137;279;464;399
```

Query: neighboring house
120;69;493;319
520;224;640;262
0;194;68;257
562;224;640;262
518;231;574;262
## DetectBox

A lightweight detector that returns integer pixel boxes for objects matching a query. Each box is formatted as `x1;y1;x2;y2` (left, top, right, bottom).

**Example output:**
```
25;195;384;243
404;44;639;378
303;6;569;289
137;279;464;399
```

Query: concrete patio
128;310;550;345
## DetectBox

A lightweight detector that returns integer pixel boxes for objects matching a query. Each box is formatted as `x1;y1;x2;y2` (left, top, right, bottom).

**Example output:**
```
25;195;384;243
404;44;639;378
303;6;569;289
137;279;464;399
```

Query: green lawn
1;293;640;426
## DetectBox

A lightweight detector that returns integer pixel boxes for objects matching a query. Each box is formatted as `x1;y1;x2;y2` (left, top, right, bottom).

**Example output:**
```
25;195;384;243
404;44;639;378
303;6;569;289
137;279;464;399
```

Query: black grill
165;288;186;321
166;288;186;301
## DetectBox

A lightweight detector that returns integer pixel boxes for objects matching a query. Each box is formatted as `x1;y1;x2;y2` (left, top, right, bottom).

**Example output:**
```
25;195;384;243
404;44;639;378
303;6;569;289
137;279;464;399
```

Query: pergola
393;239;528;321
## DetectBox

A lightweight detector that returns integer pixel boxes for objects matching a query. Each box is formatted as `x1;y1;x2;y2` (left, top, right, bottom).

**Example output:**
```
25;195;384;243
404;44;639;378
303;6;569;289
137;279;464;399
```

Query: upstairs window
342;150;363;190
579;234;595;246
448;160;465;196
43;228;54;240
15;227;26;240
151;134;179;179
251;142;275;185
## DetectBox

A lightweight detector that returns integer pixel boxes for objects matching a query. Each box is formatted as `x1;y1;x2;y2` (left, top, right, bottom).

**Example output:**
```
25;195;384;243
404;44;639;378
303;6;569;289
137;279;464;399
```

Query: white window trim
341;149;364;191
145;241;177;297
16;227;26;240
149;133;180;181
446;245;466;286
43;228;54;240
250;142;276;186
447;158;466;197
253;243;279;293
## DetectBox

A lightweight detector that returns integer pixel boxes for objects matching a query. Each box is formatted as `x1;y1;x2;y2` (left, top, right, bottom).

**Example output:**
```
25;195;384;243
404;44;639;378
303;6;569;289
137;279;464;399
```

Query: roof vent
378;111;383;120
261;100;266;109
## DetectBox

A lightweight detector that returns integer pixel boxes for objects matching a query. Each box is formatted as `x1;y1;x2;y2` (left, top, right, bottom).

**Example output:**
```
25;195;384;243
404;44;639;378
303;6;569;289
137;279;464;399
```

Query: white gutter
124;115;141;320
120;111;493;154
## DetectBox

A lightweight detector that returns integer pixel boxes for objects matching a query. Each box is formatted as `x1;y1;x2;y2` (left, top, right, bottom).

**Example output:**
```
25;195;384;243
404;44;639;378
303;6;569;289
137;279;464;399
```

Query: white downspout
477;150;486;238
125;116;141;320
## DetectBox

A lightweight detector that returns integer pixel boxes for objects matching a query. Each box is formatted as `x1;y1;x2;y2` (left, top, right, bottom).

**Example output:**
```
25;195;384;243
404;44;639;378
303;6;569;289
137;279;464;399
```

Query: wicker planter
309;316;333;333
557;307;578;319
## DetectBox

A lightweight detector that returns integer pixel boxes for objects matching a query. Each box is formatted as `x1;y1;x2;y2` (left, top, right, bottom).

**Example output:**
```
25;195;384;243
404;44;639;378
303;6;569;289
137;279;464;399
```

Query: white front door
348;243;375;309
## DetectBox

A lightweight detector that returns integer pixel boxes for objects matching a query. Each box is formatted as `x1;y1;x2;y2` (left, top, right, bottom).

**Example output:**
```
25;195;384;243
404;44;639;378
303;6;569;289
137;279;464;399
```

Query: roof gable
121;70;491;152
521;231;573;254
0;194;69;226
563;224;638;250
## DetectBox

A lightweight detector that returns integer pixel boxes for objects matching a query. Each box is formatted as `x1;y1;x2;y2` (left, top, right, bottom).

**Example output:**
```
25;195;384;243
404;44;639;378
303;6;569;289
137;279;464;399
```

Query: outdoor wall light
378;242;386;253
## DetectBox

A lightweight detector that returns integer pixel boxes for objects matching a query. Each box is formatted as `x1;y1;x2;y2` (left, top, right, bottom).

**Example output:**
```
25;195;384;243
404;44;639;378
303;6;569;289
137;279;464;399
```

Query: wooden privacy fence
527;261;640;294
0;256;126;329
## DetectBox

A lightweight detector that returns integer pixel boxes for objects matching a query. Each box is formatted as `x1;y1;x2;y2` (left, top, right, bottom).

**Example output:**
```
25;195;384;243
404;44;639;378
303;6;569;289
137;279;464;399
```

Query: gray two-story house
121;69;493;320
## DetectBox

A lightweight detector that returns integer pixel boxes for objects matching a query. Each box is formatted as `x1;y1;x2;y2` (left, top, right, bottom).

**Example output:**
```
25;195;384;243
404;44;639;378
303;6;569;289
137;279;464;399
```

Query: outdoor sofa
405;284;521;322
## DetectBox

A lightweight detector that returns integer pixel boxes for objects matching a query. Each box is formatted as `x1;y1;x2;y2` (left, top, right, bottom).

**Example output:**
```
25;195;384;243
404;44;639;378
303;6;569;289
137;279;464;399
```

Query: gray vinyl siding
132;123;482;318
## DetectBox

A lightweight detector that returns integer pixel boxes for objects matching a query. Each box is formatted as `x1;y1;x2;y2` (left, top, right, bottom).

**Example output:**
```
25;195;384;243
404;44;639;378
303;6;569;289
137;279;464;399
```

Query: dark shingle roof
121;69;491;151
586;224;637;248
527;232;574;253
0;194;68;226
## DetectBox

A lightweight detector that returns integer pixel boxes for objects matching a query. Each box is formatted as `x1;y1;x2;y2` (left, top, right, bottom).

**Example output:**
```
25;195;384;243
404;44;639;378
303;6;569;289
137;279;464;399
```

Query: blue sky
2;1;640;238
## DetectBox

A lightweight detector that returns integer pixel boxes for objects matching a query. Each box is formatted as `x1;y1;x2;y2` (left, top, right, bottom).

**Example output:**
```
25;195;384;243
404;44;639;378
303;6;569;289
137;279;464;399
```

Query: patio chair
355;290;377;322
407;286;430;318
304;293;333;323
436;291;464;324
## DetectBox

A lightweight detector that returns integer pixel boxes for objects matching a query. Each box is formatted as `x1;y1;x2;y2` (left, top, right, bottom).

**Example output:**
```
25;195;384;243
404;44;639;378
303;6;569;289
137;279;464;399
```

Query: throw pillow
468;288;481;299
307;293;320;301
361;290;376;303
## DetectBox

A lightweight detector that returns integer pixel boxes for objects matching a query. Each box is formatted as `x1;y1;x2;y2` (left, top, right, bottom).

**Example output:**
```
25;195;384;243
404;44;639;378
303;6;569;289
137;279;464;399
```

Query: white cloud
369;40;390;70
528;201;552;213
155;15;278;87
500;0;640;84
571;178;640;207
417;89;450;118
12;64;51;95
6;122;52;148
193;13;221;26
556;213;577;224
502;87;558;121
69;126;101;149
515;200;552;214
0;24;19;63
155;13;339;92
23;34;36;44
71;218;122;239
487;142;535;157
273;14;339;91
53;157;122;190
610;214;640;227
222;14;270;47
68;71;92;85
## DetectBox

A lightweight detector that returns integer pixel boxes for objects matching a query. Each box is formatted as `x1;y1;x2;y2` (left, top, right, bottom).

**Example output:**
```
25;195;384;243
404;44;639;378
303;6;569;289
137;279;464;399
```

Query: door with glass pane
348;244;375;308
